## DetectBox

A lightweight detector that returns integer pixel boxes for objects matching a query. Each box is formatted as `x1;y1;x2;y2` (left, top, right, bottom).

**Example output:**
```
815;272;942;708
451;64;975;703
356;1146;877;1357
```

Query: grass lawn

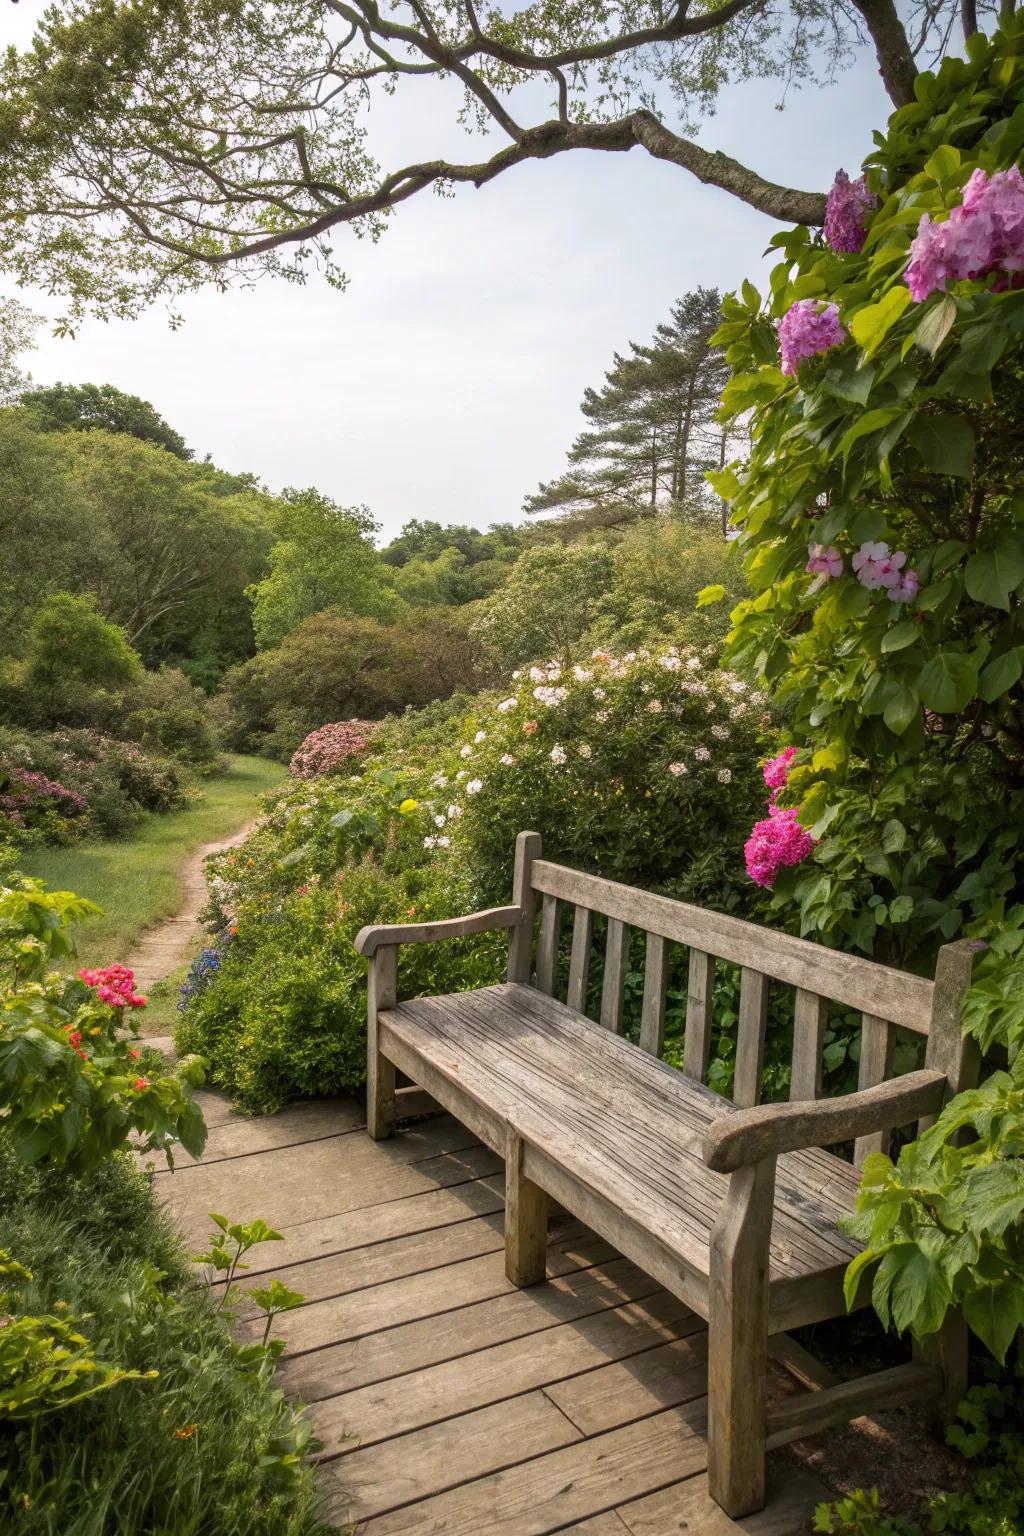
20;755;284;969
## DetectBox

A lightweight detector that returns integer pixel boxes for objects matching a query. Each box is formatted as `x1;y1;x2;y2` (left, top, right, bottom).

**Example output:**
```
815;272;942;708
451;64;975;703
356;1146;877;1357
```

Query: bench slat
566;908;594;1016
600;919;630;1035
854;1015;894;1165
790;989;828;1102
536;894;562;996
639;933;669;1057
733;968;769;1109
530;861;934;1034
683;949;714;1085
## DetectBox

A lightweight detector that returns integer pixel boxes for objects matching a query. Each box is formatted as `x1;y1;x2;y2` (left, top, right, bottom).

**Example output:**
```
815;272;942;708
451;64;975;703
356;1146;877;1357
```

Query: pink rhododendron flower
905;167;1024;301
78;964;147;1009
824;170;876;254
744;805;816;888
777;300;846;376
806;543;843;579
852;541;907;591
763;746;798;791
888;568;921;604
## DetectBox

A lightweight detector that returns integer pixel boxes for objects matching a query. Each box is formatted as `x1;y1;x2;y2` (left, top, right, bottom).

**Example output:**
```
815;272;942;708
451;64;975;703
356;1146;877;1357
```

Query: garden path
127;817;257;1006
148;1086;834;1535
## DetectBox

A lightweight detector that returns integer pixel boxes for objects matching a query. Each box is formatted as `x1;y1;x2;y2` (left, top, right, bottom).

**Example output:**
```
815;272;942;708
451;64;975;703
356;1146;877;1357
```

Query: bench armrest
701;1069;948;1173
355;905;524;958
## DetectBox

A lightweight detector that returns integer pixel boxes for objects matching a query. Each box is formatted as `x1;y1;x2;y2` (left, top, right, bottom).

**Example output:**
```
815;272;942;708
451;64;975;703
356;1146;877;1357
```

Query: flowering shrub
713;21;1024;1357
824;169;876;254
0;759;87;842
178;944;226;1012
776;299;846;375
288;720;380;778
744;749;816;888
0;880;206;1172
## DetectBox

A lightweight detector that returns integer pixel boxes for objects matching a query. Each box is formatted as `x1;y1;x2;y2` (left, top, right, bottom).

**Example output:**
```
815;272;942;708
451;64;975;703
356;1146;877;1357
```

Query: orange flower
174;1423;198;1440
522;719;539;736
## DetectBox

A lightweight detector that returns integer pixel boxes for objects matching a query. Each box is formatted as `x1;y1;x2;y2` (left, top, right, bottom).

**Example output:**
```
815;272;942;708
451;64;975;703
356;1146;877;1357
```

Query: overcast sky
1;6;889;542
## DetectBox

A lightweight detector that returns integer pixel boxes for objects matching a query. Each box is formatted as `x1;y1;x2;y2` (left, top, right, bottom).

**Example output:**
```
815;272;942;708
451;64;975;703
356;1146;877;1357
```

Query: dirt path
127;817;256;1006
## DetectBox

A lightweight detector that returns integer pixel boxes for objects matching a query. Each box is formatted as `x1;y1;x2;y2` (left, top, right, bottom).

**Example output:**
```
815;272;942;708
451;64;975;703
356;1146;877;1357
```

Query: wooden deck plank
244;1228;617;1355
312;1291;698;1457
616;1466;830;1536
277;1255;662;1402
329;1390;584;1525
238;1170;504;1277
173;1096;364;1167
353;1405;713;1535
562;1516;632;1535
544;1335;710;1436
157;1118;488;1240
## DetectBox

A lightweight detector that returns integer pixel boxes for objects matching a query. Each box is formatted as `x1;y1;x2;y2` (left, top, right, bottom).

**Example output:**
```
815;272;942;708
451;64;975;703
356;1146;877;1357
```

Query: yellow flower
398;798;419;815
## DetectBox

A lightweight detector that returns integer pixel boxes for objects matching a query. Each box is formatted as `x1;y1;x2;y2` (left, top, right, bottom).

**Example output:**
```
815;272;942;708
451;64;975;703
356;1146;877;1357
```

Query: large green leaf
963;1282;1024;1362
914;295;957;358
907;412;976;478
918;650;979;713
883;682;920;735
965;534;1024;611
978;647;1024;702
850;287;912;359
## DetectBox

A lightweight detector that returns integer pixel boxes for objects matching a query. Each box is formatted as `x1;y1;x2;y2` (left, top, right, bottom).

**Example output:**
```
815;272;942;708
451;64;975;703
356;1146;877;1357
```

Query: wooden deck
153;1084;830;1535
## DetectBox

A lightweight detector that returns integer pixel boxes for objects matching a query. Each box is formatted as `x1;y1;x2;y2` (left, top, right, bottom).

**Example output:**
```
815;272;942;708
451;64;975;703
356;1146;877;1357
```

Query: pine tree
526;288;730;531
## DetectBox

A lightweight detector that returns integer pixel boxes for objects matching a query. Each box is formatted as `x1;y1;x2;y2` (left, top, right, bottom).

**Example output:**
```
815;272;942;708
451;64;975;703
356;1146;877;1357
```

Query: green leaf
695;584;726;608
881;621;920;654
907;412;976;478
850;287;912;359
883;683;920;735
705;466;741;500
914;295;957;358
918;650;979;713
822;356;876;407
978;647;1024;702
965;535;1024;611
889;894;914;923
741;279;761;312
924;144;961;181
837;406;908;465
963;1282;1024;1363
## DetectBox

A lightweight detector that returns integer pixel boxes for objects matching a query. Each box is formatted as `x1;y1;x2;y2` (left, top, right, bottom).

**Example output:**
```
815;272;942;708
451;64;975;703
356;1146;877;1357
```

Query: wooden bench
355;831;981;1518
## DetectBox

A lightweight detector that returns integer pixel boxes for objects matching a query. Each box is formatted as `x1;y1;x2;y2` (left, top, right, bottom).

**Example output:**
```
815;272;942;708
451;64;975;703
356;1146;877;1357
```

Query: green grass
20;755;284;969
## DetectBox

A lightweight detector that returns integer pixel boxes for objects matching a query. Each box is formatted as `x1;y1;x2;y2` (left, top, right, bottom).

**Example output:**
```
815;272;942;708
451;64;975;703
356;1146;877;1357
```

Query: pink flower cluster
905;166;1024;302
78;964;147;1009
0;766;87;827
806;544;843;580
777;300;847;376
289;720;381;778
745;746;815;888
852;541;920;603
825;170;876;254
745;806;817;888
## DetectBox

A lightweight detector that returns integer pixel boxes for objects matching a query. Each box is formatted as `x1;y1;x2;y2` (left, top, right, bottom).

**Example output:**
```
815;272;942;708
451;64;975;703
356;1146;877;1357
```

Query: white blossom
423;836;438;849
711;724;730;740
533;685;568;707
529;665;546;682
497;697;518;713
729;679;748;694
717;768;733;784
729;704;748;720
578;743;592;759
647;699;663;714
595;709;611;723
572;665;593;682
549;744;567;765
431;773;449;788
438;835;451;847
459;744;472;758
668;761;687;777
434;814;446;827
447;803;463;818
686;656;702;671
512;669;522;680
466;778;484;795
500;753;516;766
593;687;606;700
659;655;682;671
475;730;487;743
695;746;711;762
455;770;467;781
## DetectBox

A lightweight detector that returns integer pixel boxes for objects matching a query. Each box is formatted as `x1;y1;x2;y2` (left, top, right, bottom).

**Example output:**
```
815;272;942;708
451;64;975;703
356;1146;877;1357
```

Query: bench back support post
708;1155;776;1516
367;944;398;1140
508;831;542;984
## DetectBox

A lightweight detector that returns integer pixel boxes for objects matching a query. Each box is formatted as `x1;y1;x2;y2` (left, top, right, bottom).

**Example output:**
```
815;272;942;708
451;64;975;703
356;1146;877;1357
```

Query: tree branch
850;0;920;105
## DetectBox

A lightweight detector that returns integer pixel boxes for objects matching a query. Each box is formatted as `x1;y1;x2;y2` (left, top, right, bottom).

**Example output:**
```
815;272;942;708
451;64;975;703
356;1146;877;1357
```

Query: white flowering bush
413;645;772;907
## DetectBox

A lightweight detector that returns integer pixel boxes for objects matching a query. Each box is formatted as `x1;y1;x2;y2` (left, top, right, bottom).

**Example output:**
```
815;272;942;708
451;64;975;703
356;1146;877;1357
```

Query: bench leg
367;946;398;1141
505;1128;550;1287
707;1159;775;1518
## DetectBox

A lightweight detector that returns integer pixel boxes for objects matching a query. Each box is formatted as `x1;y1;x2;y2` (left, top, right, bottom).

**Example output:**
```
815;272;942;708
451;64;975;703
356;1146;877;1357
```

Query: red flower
133;1077;150;1092
66;1030;83;1048
129;1048;141;1060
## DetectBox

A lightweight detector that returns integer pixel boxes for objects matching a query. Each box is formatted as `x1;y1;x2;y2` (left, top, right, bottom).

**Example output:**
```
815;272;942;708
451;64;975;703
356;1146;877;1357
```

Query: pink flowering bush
0;880;206;1172
906;166;1024;302
776;299;846;376
824;169;876;254
288;720;381;778
744;748;815;888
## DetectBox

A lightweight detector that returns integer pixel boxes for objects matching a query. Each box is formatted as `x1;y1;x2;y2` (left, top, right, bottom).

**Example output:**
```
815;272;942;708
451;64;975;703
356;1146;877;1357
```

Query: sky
0;6;890;542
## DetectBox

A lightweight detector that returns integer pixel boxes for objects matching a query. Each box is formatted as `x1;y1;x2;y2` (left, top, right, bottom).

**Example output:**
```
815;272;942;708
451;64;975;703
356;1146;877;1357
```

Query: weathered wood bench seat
355;832;981;1520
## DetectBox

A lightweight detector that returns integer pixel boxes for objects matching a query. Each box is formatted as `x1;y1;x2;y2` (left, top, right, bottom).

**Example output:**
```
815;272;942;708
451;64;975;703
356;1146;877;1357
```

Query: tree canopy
19;381;192;458
0;0;994;320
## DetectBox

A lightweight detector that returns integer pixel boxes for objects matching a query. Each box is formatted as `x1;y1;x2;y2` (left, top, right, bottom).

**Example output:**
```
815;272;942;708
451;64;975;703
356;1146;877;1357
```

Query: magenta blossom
906;166;1024;301
888;568;920;604
806;543;843;580
825;170;876;254
852;541;901;590
745;805;816;888
777;300;846;376
763;745;798;792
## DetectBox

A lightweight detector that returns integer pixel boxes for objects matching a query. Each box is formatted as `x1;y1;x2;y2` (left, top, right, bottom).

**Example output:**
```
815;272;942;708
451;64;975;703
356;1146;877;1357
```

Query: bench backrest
508;832;981;1161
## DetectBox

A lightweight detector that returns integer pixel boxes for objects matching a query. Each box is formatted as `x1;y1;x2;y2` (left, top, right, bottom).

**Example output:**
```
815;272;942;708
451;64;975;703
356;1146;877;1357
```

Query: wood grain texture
600;918;631;1034
639;933;669;1057
530;860;934;1032
368;944;398;1140
508;830;542;984
703;1069;948;1173
765;1361;941;1447
790;990;828;1104
505;1126;551;1286
684;948;715;1084
853;1015;895;1165
536;893;563;996
567;907;595;1015
356;905;523;956
734;968;769;1110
